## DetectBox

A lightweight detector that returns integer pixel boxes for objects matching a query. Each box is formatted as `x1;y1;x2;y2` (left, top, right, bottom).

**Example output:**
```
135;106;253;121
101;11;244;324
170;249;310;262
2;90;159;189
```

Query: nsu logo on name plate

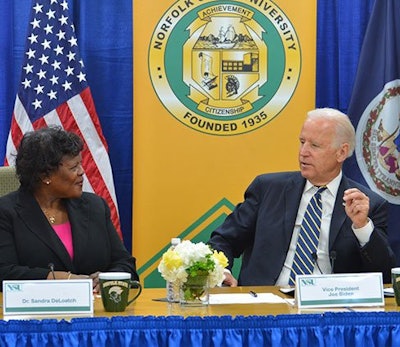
149;0;301;136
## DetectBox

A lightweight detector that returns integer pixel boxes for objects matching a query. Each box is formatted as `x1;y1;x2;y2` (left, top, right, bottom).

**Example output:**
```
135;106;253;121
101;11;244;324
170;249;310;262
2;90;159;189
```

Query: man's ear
337;143;349;163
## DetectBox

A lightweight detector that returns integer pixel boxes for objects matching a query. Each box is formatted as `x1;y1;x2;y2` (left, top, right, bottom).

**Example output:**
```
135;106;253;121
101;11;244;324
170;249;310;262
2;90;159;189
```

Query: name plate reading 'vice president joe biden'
295;273;384;309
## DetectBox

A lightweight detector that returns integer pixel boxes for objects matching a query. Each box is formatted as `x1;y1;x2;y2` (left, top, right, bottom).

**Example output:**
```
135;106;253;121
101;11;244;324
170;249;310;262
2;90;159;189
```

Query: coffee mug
392;267;400;305
99;272;142;312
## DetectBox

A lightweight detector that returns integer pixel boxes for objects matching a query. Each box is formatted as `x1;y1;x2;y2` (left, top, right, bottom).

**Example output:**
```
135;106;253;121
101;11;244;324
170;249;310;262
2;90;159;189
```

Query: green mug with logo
99;272;142;312
392;268;400;305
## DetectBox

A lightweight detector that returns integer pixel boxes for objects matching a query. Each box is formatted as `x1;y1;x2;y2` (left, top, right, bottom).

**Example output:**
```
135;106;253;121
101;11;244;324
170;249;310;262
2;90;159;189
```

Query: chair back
0;166;20;197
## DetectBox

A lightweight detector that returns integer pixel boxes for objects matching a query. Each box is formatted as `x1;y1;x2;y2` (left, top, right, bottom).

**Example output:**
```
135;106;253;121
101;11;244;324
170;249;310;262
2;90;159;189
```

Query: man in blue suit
209;108;396;286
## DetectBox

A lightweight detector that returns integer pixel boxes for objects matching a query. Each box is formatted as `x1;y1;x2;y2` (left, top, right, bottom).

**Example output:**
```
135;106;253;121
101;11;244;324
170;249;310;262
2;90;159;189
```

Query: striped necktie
289;186;327;285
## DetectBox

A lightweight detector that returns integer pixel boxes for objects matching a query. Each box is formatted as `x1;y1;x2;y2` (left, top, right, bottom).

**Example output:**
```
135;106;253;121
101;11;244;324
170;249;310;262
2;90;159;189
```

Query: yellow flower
162;249;183;270
213;250;228;268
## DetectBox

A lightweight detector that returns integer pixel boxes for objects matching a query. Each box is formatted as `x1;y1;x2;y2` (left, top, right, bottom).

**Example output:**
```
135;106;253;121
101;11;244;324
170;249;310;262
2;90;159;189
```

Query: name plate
3;279;93;316
295;273;384;309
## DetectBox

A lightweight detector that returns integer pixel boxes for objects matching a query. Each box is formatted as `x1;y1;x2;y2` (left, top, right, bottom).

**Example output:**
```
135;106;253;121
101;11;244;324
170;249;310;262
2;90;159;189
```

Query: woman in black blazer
0;126;138;292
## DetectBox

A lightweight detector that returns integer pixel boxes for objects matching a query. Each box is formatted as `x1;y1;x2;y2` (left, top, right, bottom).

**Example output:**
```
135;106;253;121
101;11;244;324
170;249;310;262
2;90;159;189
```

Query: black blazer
209;172;396;284
0;188;138;287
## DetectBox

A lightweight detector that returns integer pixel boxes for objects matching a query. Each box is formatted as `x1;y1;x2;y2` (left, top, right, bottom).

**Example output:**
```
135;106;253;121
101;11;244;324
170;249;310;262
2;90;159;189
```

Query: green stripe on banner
138;198;242;288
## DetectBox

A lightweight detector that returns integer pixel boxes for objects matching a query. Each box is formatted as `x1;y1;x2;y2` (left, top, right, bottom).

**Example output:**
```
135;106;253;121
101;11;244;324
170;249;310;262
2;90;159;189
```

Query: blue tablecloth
1;312;400;346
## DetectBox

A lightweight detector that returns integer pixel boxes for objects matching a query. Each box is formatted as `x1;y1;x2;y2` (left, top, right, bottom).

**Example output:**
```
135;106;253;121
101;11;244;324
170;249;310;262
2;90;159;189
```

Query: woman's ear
39;175;52;185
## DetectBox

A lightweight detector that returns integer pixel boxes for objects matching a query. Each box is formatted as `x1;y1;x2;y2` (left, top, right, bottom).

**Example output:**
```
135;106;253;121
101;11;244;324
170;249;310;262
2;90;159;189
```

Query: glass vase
180;274;209;306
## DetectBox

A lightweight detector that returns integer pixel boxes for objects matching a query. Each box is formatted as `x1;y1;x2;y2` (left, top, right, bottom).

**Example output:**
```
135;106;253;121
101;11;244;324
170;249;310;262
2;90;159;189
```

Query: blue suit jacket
0;188;138;286
209;172;396;284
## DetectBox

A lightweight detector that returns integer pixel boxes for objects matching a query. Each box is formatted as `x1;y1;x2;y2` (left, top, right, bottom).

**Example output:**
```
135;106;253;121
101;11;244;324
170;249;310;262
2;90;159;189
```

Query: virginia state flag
345;0;400;261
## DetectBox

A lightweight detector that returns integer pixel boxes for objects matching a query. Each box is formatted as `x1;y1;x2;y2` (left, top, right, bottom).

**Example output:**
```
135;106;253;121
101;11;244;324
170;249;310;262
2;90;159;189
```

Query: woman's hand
47;271;89;280
89;271;101;293
70;273;91;280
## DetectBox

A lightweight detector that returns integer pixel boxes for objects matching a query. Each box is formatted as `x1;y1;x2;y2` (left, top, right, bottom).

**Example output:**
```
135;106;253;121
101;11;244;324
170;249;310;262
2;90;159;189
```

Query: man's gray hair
307;108;356;157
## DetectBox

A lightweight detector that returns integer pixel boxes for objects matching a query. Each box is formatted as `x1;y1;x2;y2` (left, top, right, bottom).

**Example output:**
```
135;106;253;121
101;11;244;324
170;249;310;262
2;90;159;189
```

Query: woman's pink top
53;222;74;260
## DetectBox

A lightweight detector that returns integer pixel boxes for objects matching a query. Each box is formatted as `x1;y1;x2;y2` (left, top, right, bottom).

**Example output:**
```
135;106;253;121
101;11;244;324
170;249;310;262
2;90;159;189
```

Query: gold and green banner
133;0;316;287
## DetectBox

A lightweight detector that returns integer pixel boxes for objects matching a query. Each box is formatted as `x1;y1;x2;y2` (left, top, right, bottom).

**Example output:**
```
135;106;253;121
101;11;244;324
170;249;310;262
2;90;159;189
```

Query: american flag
5;0;123;238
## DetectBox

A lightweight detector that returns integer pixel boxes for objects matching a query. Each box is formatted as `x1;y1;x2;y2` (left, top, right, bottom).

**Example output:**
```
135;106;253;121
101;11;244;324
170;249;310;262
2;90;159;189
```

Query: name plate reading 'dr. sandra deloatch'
295;272;384;309
3;279;93;316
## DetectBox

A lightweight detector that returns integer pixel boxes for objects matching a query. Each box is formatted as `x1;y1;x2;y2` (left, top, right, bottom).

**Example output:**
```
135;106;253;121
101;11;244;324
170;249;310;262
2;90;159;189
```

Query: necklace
43;209;56;224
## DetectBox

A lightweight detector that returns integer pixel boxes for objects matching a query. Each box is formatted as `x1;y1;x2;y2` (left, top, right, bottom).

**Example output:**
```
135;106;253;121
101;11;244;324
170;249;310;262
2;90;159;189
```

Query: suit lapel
284;173;306;240
15;190;73;268
329;176;349;247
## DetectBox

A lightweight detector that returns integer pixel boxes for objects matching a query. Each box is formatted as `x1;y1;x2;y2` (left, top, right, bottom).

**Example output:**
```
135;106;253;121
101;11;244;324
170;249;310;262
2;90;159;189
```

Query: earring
46;181;50;185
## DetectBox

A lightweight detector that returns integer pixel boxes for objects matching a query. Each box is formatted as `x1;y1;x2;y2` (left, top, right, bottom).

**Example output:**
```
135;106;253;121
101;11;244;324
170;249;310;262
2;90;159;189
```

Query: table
94;286;299;317
1;286;400;346
90;285;400;316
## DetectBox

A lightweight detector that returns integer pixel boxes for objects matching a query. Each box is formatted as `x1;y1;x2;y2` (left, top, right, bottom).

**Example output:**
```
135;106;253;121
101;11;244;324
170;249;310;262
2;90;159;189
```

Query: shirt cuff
352;218;373;246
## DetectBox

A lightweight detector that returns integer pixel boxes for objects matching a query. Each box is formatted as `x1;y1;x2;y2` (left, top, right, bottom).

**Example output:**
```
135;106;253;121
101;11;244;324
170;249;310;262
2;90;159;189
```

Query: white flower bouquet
158;240;228;293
